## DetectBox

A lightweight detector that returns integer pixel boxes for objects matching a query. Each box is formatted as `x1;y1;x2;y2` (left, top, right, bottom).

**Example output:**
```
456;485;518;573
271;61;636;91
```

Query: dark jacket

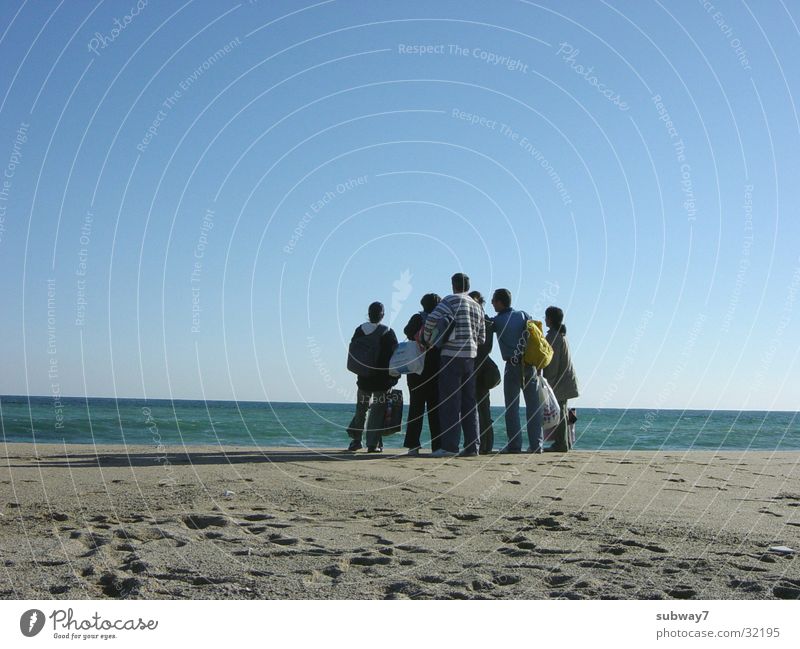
475;314;494;364
404;311;440;383
352;323;399;392
474;315;498;393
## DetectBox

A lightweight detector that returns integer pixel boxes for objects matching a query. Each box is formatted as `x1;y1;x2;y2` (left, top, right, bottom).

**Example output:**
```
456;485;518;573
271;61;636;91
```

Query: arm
559;335;572;379
379;329;399;371
422;301;447;344
476;308;486;346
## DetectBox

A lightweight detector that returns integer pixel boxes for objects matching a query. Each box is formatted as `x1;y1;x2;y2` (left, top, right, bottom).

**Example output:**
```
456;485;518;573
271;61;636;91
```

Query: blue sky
0;0;798;411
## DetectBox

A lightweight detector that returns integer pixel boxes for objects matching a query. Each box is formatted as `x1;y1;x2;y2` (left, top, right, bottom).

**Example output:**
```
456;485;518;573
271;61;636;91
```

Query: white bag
538;376;561;430
389;341;425;376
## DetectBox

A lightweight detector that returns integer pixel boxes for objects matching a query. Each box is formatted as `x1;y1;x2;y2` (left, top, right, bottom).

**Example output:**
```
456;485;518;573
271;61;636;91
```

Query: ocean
1;396;798;451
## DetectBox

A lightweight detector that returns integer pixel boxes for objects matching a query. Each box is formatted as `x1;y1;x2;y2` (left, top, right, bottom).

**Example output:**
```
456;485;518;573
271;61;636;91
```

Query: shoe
406;448;420;457
498;446;522;454
527;447;544;454
347;440;363;452
429;449;457;458
544;446;568;453
457;450;478;457
367;447;382;453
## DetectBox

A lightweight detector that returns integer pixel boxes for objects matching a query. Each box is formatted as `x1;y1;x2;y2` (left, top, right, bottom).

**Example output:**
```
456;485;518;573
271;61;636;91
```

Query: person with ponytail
542;306;579;452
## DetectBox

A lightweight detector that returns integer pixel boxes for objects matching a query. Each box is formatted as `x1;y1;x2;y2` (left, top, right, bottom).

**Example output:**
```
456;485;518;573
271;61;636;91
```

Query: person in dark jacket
469;291;496;454
403;293;442;455
542;306;579;452
346;302;399;452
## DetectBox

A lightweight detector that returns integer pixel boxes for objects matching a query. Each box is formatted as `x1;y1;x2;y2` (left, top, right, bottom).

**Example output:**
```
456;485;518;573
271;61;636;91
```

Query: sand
1;443;799;600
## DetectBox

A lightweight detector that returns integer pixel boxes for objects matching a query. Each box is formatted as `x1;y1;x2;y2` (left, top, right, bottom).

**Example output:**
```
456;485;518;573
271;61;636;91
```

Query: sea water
1;396;798;451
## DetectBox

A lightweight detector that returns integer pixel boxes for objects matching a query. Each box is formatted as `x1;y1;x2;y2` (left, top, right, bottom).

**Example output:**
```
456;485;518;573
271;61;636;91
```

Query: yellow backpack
523;320;553;369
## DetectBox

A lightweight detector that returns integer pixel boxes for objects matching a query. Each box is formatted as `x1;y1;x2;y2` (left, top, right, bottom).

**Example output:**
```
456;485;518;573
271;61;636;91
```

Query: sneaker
406;448;420;457
347;440;363;452
544;446;568;453
527;447;544;454
367;447;382;453
498;446;522;454
458;450;478;457
429;449;457;458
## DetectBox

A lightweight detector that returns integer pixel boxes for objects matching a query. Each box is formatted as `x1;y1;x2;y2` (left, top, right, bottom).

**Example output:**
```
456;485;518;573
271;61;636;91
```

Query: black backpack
347;325;388;376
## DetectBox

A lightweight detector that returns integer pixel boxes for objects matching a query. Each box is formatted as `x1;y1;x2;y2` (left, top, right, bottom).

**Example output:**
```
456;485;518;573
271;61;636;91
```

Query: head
368;301;384;323
468;290;485;308
545;306;564;330
451;272;470;294
491;288;512;313
420;293;441;314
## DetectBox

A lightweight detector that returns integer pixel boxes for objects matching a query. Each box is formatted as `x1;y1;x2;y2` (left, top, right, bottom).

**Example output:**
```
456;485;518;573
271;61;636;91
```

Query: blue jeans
437;356;479;453
503;361;543;451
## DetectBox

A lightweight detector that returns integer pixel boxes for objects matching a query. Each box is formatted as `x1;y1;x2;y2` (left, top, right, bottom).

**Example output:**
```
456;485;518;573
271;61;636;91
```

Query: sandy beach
1;443;798;600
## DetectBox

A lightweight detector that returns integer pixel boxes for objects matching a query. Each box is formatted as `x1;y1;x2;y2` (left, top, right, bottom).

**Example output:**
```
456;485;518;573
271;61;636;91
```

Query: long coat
543;329;579;402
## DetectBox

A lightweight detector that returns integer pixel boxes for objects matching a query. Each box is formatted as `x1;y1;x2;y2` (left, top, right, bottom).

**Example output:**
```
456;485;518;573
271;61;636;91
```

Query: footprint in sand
395;544;432;554
322;565;344;579
115;543;137;553
666;586;697;599
773;579;800;599
533;516;571;532
71;531;111;550
493;573;522;586
242;514;275;522
182;514;230;530
758;509;783;518
349;555;392;566
98;573;142;598
729;579;764;594
121;557;149;574
578;559;616;570
730;562;769;573
545;574;574;587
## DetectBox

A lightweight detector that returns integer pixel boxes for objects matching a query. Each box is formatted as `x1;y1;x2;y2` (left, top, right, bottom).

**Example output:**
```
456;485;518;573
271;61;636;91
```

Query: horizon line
1;394;797;415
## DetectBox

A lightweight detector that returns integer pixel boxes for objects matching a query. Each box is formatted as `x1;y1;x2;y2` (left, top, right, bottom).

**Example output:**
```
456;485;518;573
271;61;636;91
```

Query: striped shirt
423;293;486;358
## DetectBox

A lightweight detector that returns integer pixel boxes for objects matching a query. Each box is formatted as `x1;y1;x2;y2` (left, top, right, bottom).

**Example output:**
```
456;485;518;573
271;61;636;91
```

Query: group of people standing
346;273;579;457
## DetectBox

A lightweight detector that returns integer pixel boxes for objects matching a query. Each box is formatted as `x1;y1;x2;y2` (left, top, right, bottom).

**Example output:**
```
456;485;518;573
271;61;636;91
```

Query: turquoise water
1;396;798;451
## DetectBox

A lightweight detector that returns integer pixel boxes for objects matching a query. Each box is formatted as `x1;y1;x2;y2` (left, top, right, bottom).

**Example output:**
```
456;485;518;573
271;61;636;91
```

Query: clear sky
1;0;798;411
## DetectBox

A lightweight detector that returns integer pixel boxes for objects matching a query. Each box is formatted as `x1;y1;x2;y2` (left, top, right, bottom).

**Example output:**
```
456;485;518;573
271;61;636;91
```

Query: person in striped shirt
422;273;485;457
